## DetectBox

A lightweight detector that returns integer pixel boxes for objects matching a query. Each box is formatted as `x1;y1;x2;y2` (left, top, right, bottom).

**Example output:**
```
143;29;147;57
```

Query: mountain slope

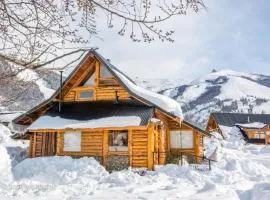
0;60;60;112
160;69;270;127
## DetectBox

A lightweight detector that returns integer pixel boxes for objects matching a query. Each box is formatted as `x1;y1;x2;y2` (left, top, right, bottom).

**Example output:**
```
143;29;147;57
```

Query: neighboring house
12;50;210;170
206;112;270;144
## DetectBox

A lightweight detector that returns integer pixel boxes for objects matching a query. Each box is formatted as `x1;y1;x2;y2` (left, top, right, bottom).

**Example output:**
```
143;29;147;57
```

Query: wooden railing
153;151;216;171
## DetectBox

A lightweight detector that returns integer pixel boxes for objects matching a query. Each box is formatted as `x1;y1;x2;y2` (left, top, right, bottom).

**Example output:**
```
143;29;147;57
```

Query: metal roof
211;112;270;128
40;101;154;126
183;120;211;137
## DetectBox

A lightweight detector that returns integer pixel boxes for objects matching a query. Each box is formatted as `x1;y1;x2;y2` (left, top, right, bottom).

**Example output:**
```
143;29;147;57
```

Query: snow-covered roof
28;102;154;130
13;50;182;125
211;112;270;128
236;122;267;129
0;112;23;123
28;116;141;130
94;51;183;119
112;69;183;119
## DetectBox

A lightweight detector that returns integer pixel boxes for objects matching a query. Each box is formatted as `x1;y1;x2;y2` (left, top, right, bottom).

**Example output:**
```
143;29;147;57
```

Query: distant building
206;112;270;144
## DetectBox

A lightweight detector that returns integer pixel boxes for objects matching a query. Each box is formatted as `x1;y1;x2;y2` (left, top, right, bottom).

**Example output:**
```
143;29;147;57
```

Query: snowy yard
0;125;270;200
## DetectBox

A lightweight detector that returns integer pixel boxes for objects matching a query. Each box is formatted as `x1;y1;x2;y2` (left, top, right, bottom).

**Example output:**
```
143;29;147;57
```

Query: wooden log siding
63;85;130;102
57;130;104;157
52;127;150;168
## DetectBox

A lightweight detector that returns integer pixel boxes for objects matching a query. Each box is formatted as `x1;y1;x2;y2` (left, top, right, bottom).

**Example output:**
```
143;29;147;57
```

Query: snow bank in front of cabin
113;70;183;119
13;157;108;185
1;124;270;199
28;116;141;130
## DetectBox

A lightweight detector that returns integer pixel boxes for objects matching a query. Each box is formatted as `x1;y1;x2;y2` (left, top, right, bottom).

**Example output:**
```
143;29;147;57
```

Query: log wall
63;85;130;102
29;126;154;169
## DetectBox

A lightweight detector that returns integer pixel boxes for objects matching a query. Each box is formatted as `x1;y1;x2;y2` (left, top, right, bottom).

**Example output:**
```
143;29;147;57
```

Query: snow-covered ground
0;124;270;200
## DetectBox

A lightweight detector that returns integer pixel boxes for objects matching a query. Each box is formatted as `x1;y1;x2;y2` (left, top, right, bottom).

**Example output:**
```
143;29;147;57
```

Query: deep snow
0;125;270;200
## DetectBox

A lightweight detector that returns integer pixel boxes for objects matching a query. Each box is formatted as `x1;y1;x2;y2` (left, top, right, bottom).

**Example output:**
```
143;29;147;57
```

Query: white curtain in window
181;131;194;148
170;131;182;148
170;131;193;148
64;131;81;151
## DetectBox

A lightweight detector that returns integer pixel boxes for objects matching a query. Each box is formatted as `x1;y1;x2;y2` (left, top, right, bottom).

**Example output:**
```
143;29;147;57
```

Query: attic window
83;73;95;86
109;130;128;151
100;66;113;78
79;91;93;99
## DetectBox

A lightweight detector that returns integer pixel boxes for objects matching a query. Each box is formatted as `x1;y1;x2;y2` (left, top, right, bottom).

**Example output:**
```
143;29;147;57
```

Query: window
79;91;93;99
109;130;128;151
64;131;81;152
254;132;265;139
83;74;95;86
100;66;113;78
170;131;193;148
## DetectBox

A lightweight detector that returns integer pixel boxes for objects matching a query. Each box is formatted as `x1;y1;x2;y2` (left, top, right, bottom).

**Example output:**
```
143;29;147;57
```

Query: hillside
158;70;270;127
1;60;270;129
0;60;60;112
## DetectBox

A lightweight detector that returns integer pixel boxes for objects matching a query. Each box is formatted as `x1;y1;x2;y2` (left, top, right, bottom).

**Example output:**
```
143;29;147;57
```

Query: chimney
59;70;64;112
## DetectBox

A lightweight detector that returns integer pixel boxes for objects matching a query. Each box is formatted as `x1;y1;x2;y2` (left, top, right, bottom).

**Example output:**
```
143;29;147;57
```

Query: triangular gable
13;50;182;125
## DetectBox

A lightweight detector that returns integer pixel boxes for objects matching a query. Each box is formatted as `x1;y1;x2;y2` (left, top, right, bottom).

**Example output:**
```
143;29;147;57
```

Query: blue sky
89;0;270;81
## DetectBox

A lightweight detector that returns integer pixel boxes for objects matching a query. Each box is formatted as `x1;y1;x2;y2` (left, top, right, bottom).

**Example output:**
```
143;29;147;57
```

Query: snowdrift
0;124;270;200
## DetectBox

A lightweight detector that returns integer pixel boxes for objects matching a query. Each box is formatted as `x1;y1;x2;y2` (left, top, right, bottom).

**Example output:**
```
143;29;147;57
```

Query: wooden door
30;132;57;157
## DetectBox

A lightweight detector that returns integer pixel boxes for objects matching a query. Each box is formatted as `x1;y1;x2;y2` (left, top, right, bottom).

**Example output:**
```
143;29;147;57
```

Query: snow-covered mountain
159;69;270;127
0;60;60;112
2;58;270;129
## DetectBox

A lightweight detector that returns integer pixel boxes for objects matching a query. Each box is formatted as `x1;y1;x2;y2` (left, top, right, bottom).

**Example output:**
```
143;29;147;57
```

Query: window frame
108;130;129;152
170;130;194;149
63;131;82;152
75;87;95;101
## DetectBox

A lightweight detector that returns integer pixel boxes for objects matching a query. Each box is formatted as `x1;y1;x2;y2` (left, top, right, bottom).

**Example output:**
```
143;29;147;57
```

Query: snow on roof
0;112;24;123
112;69;183;119
236;122;267;129
28;116;141;130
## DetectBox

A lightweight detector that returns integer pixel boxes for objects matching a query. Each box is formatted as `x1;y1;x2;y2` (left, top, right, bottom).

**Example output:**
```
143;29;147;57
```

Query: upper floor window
83;73;95;86
254;132;265;139
79;90;94;99
100;66;113;78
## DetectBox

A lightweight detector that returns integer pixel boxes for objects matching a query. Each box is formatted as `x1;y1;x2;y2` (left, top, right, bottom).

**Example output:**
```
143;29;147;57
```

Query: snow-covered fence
154;152;216;171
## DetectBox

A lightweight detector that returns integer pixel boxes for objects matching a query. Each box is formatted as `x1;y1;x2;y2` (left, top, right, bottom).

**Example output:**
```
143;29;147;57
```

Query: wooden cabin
206;112;270;144
13;50;210;170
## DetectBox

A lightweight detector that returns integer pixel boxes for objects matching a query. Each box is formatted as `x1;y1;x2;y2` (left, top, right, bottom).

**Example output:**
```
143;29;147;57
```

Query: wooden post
103;130;108;168
32;132;37;157
28;135;33;158
95;60;100;87
128;129;133;167
148;123;154;170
